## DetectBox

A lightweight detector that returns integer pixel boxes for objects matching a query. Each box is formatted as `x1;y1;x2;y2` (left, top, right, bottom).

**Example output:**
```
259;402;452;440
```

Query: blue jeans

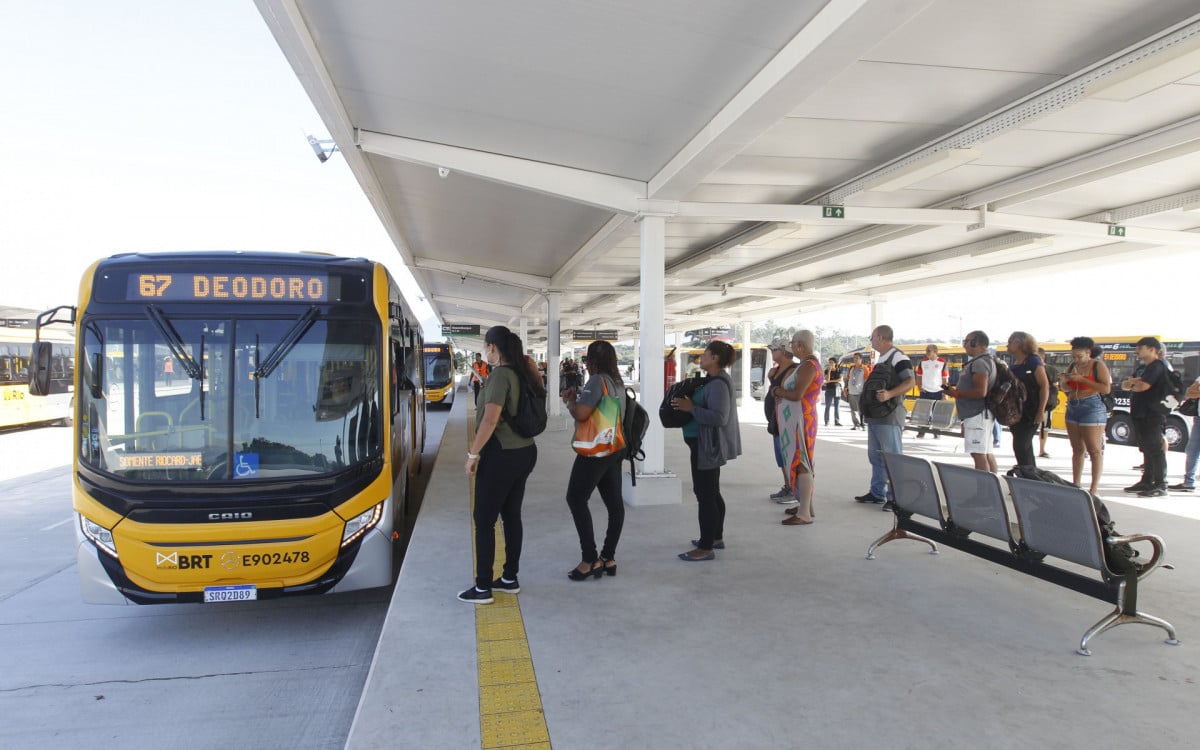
824;389;841;425
1183;416;1200;488
867;423;903;499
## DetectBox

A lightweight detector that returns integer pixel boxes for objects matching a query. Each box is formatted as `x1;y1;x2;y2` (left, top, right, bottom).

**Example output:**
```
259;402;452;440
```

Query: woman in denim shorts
1059;337;1112;494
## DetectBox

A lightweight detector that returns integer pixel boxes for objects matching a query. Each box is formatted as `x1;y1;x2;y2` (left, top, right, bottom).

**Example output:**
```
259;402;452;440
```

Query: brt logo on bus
155;551;212;569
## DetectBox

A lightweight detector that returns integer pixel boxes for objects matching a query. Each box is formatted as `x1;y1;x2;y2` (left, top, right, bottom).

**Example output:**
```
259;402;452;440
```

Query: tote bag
572;376;626;457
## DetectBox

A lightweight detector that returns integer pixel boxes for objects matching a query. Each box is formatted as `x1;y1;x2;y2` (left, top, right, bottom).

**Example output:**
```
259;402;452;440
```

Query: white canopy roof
256;0;1200;346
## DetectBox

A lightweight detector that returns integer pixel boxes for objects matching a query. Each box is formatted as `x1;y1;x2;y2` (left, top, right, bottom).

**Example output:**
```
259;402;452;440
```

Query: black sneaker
1168;483;1195;492
855;492;885;504
1137;486;1168;498
492;577;520;594
1123;482;1151;493
881;500;896;512
457;586;493;604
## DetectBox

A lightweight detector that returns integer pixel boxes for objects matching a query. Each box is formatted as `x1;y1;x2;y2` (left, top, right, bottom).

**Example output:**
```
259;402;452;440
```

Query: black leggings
1011;420;1038;467
685;437;725;550
473;439;537;589
565;451;625;562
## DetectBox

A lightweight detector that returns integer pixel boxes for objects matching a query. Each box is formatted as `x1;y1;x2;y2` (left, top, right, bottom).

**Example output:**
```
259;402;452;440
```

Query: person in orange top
470;352;490;401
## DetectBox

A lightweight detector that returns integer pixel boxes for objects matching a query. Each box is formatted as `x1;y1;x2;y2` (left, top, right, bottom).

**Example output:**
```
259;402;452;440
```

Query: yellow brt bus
1;323;73;428
422;341;456;407
30;252;426;604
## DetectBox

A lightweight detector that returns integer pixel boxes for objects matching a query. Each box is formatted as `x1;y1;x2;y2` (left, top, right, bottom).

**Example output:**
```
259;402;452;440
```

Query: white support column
870;300;885;331
632;338;640;382
626;214;681;506
546;294;562;419
739;321;752;406
518;317;528;352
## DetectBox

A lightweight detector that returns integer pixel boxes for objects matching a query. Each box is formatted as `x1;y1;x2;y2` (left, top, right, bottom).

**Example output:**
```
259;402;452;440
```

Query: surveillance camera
438;167;450;179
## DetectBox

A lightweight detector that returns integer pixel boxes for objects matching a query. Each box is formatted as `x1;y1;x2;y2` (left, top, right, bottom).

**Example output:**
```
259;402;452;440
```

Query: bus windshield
78;315;381;482
424;349;453;388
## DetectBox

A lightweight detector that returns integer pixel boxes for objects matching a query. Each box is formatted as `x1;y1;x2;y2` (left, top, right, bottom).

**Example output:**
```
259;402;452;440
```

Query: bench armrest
1107;533;1166;580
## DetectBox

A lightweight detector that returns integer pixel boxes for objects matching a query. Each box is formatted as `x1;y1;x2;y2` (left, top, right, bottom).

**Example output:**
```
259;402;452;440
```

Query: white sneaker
769;485;791;500
774;494;799;505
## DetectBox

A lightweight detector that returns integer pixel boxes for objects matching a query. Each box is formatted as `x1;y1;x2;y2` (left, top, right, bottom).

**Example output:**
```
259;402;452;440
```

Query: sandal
598;556;617;577
781;516;813;526
567;561;603;581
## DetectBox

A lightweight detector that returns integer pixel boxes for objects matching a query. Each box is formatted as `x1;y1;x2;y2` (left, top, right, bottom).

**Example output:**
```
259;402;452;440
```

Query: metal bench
869;452;1179;655
907;399;934;432
928;399;958;432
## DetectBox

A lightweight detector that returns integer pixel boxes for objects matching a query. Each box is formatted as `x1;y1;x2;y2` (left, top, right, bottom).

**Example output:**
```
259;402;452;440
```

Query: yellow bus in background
840;337;1198;451
422;342;456;408
1;323;73;429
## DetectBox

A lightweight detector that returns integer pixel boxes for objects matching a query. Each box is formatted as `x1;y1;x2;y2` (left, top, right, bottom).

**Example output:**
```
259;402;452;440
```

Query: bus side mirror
28;342;53;396
87;352;104;399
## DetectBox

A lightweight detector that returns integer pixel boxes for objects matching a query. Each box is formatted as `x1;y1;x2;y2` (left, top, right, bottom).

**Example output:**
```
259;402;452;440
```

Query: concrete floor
347;395;1200;750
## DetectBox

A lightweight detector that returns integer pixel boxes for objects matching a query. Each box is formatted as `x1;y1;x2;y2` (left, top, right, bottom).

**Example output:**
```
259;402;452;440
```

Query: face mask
485;346;499;366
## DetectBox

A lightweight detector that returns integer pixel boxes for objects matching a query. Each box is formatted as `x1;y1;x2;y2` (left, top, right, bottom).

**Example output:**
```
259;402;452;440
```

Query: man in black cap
1121;337;1169;497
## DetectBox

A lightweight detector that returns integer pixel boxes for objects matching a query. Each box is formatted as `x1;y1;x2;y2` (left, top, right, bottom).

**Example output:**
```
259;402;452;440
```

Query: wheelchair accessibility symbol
234;453;259;478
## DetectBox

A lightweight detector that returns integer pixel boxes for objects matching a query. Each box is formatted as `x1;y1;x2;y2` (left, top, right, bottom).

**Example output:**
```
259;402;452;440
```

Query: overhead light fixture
860;148;983;193
880;263;935;277
1181;200;1200;213
968;237;1053;258
1087;33;1200;102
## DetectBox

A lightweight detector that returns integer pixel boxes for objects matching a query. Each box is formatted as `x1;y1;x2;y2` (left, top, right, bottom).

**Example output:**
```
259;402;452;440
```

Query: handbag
572;376;625;457
1180;398;1199;418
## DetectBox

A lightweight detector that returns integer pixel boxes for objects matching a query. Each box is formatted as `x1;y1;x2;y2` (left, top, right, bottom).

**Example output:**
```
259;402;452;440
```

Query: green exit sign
1108;225;1126;237
822;206;845;219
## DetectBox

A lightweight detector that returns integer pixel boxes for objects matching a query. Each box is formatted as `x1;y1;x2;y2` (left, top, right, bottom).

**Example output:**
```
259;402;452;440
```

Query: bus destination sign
127;273;329;303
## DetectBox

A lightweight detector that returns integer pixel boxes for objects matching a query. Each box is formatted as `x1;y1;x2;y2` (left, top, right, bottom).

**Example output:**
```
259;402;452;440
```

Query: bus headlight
341;503;383;547
80;514;118;558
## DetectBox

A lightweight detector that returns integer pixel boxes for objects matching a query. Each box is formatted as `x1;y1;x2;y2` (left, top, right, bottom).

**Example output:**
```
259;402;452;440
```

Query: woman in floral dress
772;329;822;526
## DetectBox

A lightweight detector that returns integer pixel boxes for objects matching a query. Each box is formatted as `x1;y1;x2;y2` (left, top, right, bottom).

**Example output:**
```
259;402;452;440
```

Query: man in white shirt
914;344;948;439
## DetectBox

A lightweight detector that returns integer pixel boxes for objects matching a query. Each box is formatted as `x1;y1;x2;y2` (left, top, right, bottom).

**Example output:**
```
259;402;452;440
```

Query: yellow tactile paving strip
469;413;552;750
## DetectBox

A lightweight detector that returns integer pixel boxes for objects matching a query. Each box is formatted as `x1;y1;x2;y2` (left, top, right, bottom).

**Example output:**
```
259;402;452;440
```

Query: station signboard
572;329;619;341
441;324;481;335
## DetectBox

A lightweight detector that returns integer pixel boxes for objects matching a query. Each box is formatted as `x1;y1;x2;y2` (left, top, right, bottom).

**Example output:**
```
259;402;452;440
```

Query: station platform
347;392;1200;749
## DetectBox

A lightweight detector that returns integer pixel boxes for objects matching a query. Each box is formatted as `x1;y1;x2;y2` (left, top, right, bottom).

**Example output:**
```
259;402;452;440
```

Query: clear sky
1;2;1193;345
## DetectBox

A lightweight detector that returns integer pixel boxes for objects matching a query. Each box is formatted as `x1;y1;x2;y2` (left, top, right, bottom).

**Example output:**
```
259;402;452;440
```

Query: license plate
203;584;257;603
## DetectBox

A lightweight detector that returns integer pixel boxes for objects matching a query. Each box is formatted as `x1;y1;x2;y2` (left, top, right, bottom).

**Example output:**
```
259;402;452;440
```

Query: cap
768;338;789;351
1135;336;1162;350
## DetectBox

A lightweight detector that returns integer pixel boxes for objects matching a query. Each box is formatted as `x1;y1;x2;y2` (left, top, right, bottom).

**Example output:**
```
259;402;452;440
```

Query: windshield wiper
255;306;319;381
145;306;202;379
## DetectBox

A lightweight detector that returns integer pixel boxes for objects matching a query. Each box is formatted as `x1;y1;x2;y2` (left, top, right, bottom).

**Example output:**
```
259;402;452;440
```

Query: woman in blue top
561;340;627;580
671;341;742;561
1006;331;1050;468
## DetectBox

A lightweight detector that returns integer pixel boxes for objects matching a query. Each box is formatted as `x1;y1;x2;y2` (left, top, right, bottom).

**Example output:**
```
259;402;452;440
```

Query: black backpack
621;387;650;485
1161;366;1186;413
1043;363;1060;411
499;366;547;438
861;351;901;419
985;357;1026;427
1005;465;1140;580
659;375;705;428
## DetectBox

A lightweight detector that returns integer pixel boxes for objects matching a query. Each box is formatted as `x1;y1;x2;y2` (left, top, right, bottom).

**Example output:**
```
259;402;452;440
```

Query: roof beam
414;258;551;291
647;0;932;199
357;130;644;214
431;295;525;319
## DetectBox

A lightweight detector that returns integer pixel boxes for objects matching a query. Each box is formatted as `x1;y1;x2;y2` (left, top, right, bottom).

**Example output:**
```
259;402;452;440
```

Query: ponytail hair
484;325;544;395
706;340;736;369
